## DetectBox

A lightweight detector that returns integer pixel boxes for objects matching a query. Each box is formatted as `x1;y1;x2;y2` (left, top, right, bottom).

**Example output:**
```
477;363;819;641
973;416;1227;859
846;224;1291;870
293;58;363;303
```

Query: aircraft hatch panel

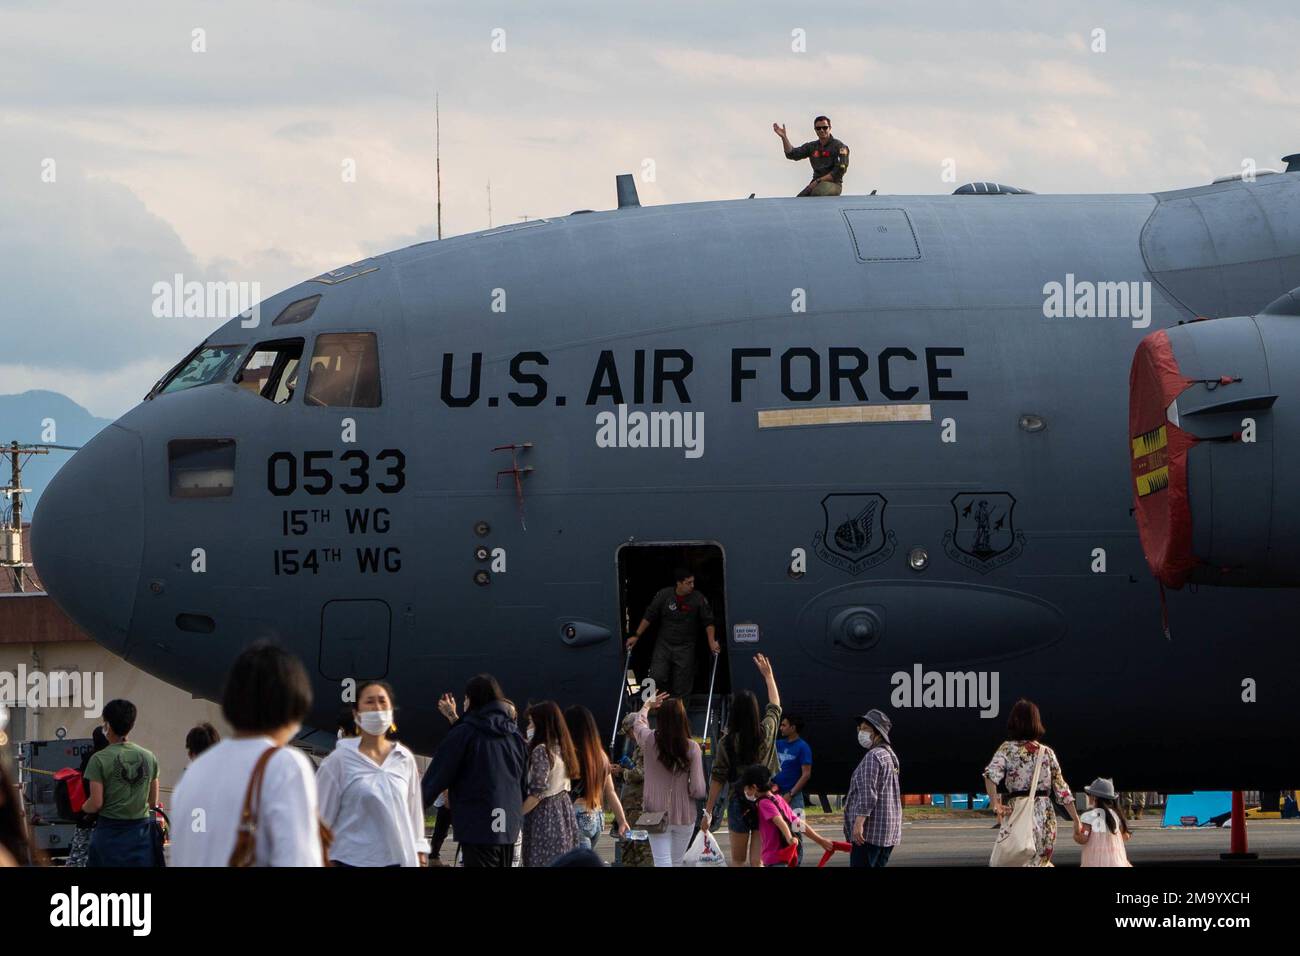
841;208;922;261
319;599;392;680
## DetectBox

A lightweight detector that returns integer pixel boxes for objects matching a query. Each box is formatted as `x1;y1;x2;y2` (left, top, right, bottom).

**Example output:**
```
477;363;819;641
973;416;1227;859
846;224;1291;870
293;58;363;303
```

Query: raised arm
774;122;806;159
755;653;780;708
631;692;666;749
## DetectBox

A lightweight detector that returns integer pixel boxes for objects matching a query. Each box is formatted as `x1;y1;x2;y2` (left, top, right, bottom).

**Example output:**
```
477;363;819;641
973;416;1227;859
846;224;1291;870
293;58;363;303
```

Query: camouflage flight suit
786;136;850;196
616;712;652;867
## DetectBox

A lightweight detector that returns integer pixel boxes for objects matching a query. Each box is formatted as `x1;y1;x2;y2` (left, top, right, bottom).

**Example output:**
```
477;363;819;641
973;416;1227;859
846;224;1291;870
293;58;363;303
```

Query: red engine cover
1129;330;1200;588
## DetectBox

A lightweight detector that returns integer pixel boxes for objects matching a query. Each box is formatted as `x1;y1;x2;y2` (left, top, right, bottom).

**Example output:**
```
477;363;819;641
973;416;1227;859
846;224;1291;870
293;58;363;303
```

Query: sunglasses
814;126;829;131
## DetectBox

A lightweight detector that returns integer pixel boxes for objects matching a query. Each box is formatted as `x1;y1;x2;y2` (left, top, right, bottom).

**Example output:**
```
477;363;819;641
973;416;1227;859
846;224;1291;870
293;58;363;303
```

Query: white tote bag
989;745;1047;867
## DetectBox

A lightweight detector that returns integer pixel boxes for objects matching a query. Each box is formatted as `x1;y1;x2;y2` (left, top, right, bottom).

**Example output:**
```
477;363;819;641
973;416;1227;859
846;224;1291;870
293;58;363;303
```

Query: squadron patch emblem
942;492;1026;573
813;493;897;575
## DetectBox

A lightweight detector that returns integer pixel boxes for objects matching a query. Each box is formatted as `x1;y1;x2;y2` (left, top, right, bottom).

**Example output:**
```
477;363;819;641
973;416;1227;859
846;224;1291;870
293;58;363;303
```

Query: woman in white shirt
317;681;430;867
171;643;323;867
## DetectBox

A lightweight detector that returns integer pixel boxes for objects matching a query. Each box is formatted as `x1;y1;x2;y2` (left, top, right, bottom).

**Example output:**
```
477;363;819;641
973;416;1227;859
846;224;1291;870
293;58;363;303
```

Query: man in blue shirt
775;715;813;863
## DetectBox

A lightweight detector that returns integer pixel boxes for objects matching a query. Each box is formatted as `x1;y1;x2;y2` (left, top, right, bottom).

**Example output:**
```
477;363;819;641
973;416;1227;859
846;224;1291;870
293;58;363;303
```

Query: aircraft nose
32;424;144;655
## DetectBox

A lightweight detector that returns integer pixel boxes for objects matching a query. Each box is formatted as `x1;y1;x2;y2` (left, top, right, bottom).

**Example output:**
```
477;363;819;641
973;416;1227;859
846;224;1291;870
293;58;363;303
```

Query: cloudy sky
1;0;1295;418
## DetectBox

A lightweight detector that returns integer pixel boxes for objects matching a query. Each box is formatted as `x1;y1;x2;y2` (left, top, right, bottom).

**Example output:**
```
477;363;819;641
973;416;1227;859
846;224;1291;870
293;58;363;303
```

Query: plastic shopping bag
681;829;727;867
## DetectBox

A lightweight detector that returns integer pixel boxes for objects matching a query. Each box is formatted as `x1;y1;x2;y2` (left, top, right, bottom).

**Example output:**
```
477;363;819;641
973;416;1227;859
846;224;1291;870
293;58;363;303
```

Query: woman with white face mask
316;681;430;867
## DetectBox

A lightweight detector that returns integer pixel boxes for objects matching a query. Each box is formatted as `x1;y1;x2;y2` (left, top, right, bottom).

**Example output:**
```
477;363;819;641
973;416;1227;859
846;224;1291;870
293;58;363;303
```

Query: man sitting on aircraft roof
775;116;849;197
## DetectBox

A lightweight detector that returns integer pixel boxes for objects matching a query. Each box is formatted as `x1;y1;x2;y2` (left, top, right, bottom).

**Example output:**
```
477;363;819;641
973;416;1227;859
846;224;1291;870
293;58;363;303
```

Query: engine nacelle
1129;288;1300;587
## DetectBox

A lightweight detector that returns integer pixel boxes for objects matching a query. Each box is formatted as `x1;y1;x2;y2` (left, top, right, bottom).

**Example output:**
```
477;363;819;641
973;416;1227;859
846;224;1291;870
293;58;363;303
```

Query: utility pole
435;92;442;240
1;441;80;593
3;443;40;592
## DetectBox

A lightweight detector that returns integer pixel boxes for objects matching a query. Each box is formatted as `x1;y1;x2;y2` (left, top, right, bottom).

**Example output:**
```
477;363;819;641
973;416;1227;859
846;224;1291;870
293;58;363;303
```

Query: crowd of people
0;640;1142;868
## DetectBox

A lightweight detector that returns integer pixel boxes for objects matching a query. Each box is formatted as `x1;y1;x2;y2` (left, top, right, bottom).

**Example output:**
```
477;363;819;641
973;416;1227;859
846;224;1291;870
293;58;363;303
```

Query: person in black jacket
422;674;527;867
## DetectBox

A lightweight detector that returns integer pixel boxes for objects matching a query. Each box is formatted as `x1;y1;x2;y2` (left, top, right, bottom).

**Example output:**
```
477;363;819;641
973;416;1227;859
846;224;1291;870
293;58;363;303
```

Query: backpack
53;767;87;820
761;795;798;848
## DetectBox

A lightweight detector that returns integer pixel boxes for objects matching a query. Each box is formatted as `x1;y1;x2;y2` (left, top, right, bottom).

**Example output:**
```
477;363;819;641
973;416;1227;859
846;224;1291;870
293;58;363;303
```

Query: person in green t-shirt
83;699;162;866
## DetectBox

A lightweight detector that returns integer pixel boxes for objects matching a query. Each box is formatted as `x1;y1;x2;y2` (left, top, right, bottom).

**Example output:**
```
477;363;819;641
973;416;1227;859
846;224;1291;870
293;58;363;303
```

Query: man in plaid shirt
844;708;901;867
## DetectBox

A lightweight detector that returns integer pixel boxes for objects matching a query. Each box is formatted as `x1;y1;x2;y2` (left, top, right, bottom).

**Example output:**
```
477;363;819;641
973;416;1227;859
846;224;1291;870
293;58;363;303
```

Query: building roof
0;592;87;643
0;523;87;643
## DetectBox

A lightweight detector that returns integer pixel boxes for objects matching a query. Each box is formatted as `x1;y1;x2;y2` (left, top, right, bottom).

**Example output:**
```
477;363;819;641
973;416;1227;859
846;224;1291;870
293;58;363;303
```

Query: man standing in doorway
626;567;720;698
774;115;850;196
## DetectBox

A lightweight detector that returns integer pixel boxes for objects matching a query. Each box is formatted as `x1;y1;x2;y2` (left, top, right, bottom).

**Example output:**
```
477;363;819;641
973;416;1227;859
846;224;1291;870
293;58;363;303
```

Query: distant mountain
0;390;112;515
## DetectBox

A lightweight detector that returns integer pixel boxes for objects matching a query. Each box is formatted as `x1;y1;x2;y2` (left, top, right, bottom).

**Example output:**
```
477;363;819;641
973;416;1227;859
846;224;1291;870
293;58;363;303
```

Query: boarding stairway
608;652;727;780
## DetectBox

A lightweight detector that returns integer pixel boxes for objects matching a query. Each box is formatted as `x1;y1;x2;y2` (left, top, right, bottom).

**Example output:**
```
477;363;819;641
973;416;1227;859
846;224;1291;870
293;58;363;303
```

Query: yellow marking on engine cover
1132;425;1167;459
1136;467;1170;497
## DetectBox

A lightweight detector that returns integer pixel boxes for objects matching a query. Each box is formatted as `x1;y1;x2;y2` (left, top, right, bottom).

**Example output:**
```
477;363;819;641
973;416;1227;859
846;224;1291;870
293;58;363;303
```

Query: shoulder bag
229;746;333;867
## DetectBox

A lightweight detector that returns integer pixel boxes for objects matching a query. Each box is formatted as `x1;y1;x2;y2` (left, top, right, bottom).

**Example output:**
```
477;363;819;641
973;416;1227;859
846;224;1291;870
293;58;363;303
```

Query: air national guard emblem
943;492;1026;573
813;493;897;575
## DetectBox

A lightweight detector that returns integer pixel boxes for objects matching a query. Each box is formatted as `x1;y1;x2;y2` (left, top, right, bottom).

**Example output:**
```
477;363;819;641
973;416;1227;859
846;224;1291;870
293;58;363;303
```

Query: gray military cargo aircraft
32;160;1300;794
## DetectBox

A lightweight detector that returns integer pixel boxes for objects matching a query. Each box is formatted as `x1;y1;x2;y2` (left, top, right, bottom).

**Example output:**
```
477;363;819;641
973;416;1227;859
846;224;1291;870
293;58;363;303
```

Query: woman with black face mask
65;726;110;867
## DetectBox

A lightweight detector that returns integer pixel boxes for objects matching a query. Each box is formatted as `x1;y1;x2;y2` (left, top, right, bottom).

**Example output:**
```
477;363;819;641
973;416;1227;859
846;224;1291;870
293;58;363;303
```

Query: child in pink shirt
741;765;834;867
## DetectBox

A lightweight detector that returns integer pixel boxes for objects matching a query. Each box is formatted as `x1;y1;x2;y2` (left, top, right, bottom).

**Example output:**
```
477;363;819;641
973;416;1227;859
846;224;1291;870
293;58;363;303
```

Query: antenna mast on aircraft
435;92;443;240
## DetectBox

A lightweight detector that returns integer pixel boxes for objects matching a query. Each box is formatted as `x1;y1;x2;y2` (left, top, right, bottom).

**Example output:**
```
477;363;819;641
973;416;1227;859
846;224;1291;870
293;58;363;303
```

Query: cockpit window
272;294;322;326
155;345;242;396
169;439;236;498
305;332;382;407
234;338;304;404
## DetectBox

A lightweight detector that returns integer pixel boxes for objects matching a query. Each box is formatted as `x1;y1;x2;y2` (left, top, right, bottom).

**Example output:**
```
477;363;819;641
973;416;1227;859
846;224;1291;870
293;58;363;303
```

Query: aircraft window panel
234;339;304;405
157;345;243;395
272;294;322;326
305;332;382;407
168;439;236;499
